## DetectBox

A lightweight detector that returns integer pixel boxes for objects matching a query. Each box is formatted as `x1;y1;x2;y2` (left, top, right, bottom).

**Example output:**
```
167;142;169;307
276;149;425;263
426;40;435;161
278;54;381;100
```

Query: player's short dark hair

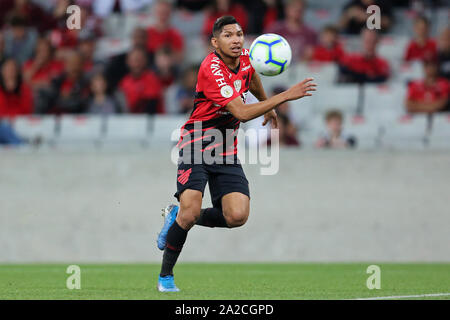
212;16;240;37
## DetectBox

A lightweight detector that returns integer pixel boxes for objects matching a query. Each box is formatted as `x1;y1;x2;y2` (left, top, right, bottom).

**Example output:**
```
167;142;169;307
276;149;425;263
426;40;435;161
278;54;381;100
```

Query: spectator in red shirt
339;29;390;83
119;48;163;114
146;0;184;64
23;38;64;91
36;51;91;114
406;60;449;113
105;27;151;90
264;0;317;62
305;25;345;63
0;58;33;117
404;16;437;63
203;0;248;37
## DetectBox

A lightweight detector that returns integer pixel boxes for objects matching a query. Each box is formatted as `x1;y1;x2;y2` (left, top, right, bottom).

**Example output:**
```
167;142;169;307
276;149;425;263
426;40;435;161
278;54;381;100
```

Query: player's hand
262;110;278;128
285;78;317;101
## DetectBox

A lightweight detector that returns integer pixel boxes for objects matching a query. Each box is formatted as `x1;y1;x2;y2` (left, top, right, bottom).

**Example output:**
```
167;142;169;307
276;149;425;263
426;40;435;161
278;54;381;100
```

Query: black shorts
174;162;250;208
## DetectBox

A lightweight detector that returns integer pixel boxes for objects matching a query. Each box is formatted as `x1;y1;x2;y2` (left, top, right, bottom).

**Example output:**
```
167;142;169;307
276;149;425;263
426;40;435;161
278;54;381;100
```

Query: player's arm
249;72;268;101
226;78;316;122
249;72;278;127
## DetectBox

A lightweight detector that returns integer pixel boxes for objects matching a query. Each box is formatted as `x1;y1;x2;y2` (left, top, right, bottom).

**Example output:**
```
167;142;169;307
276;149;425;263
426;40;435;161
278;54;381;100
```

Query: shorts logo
220;85;234;98
234;80;241;92
177;168;192;185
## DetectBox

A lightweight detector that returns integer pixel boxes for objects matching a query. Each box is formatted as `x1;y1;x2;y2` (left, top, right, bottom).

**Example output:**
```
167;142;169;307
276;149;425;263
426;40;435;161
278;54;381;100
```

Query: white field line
350;293;450;300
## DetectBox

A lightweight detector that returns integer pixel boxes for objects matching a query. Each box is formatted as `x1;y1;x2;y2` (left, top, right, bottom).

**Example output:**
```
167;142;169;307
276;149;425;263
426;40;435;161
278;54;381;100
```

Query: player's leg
221;192;250;228
195;163;250;228
159;189;202;277
157;161;208;292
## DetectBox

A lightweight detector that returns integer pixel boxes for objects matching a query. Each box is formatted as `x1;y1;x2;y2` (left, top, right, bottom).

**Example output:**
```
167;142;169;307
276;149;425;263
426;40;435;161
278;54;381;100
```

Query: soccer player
156;15;316;292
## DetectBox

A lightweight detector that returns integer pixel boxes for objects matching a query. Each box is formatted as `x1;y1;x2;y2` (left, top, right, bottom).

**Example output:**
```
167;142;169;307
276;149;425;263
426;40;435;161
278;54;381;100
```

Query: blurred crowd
0;0;449;148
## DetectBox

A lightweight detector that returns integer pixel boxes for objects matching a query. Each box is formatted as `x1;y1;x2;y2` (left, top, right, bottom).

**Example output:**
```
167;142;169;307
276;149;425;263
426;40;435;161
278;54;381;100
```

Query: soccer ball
249;33;292;76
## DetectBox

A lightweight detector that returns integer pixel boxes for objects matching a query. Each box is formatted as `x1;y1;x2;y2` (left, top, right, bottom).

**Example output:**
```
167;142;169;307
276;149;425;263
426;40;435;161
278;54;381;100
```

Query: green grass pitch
1;263;449;300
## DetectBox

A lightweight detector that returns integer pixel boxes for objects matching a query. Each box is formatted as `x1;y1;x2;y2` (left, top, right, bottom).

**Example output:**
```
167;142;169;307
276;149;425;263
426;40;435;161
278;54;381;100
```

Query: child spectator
316;110;357;149
87;73;121;114
404;16;437;63
437;27;450;80
406;60;449;113
23;38;64;91
0;58;33;117
305;25;345;63
119;48;163;114
339;29;390;83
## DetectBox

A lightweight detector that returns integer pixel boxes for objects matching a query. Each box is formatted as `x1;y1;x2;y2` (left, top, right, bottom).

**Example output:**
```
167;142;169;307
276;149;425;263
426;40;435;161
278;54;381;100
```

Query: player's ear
211;36;218;50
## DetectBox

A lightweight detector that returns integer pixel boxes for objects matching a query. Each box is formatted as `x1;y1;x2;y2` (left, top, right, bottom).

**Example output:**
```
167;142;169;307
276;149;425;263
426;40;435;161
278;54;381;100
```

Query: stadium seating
363;84;407;122
310;84;360;114
394;61;423;84
101;115;150;146
56;115;103;146
150;115;187;146
13;116;57;144
380;114;431;149
429;113;450;149
293;62;338;86
378;35;409;66
304;9;341;32
345;114;382;149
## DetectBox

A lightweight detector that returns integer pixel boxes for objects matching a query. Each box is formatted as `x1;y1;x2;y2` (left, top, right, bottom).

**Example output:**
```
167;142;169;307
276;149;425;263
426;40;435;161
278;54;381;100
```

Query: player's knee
178;205;201;230
224;208;249;228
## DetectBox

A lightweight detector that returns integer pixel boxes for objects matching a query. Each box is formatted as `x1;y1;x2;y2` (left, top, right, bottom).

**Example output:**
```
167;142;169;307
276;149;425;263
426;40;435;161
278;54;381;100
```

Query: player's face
213;24;244;59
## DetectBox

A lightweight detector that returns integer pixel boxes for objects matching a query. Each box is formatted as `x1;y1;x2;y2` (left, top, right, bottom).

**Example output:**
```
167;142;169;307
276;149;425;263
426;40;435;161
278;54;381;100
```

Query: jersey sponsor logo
241;48;249;56
234;80;241;92
177;168;192;185
210;56;227;88
220;85;234;98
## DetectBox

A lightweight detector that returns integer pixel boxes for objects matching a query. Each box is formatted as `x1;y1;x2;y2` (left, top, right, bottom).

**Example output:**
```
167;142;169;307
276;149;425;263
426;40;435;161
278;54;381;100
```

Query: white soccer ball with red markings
249;33;292;76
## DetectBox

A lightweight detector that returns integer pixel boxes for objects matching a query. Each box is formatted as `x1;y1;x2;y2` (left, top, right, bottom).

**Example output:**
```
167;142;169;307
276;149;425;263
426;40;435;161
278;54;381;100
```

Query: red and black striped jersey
178;49;255;159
